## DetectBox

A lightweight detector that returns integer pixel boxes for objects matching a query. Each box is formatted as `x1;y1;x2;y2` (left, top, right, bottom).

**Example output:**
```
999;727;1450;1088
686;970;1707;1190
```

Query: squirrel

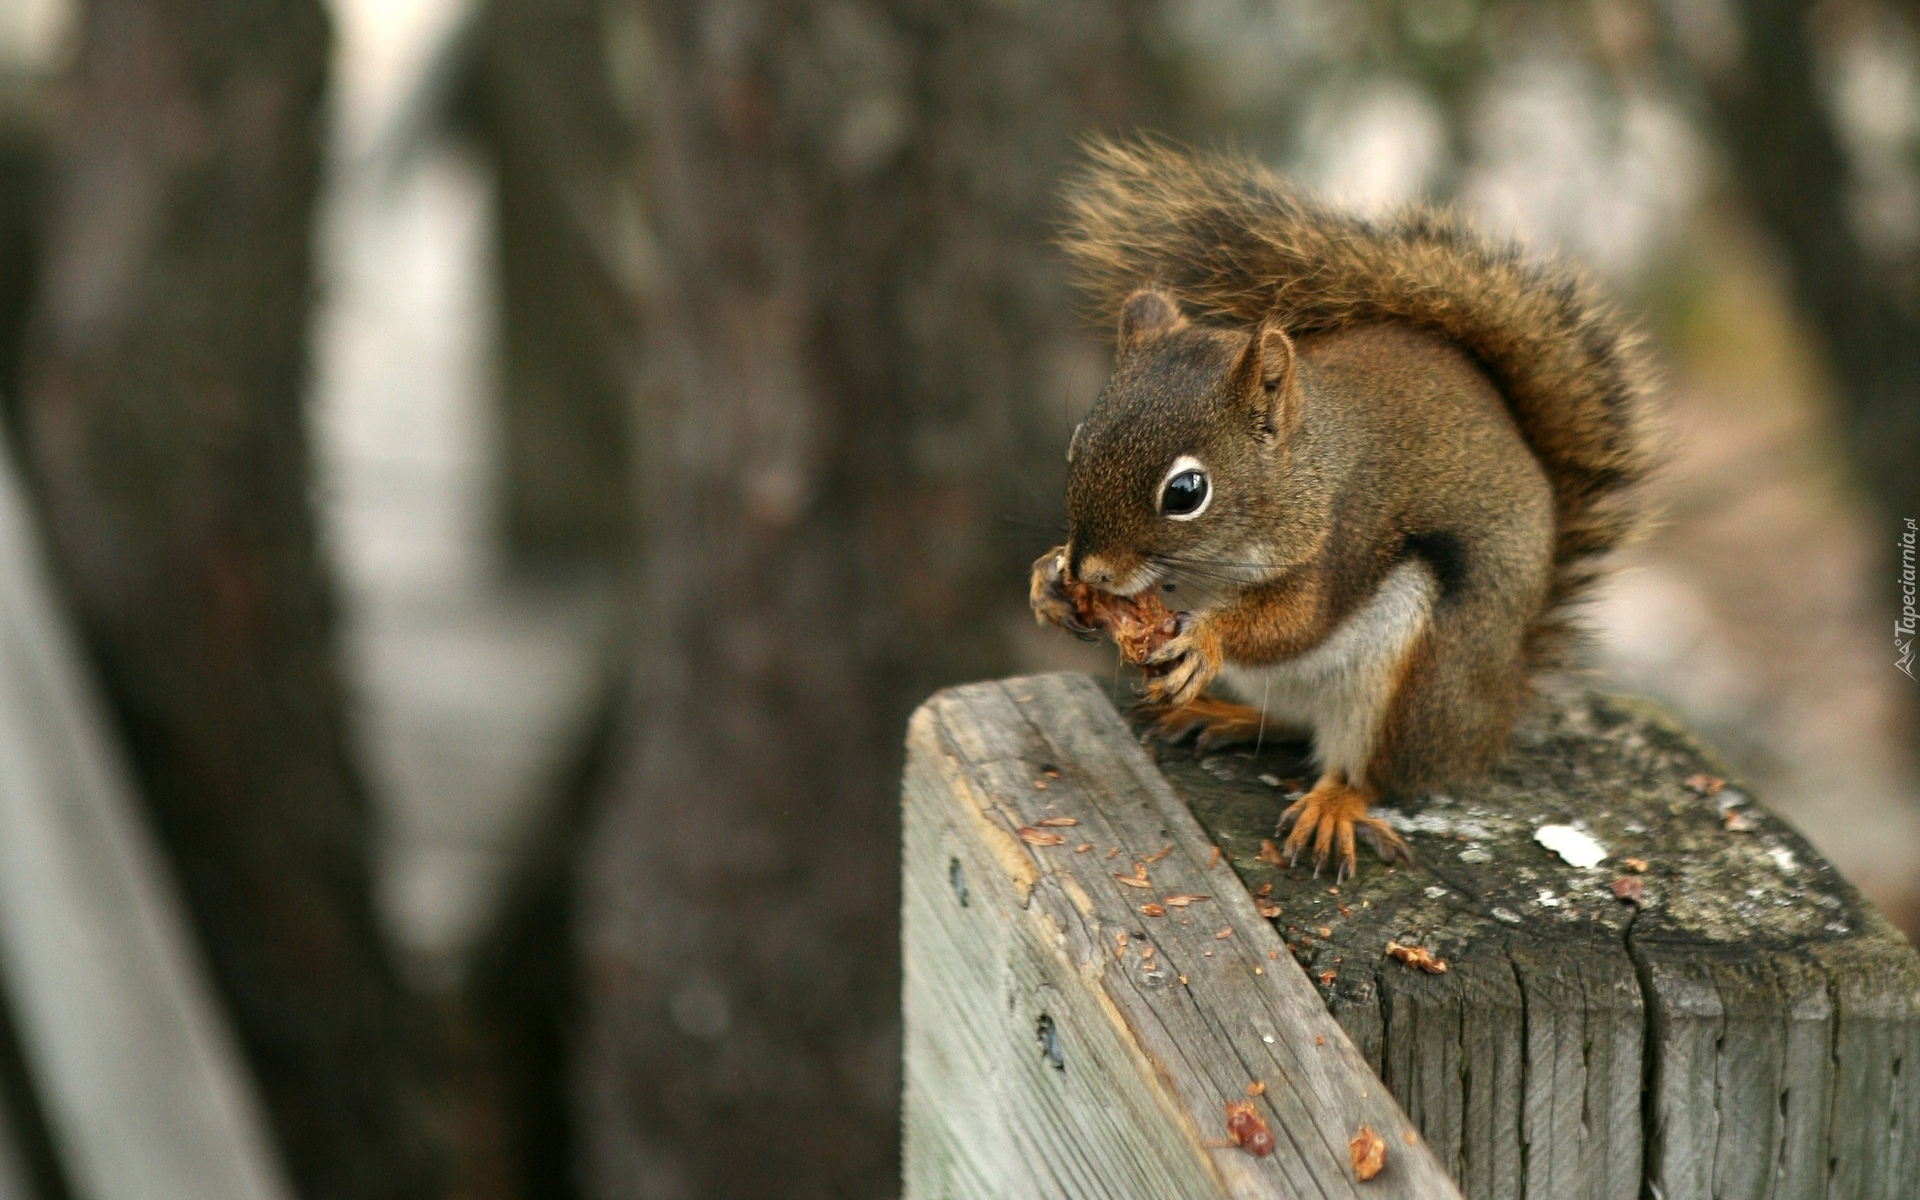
1030;139;1658;881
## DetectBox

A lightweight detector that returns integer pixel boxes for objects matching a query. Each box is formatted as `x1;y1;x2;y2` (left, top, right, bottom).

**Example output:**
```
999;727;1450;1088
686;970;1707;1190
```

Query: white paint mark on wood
1535;824;1607;868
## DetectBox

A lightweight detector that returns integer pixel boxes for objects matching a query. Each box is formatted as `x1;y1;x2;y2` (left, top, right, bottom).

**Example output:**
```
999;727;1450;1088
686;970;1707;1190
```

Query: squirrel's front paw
1139;613;1221;709
1030;547;1098;640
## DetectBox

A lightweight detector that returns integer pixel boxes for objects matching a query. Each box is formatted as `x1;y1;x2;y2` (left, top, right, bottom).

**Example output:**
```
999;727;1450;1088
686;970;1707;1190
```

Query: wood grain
904;673;1461;1198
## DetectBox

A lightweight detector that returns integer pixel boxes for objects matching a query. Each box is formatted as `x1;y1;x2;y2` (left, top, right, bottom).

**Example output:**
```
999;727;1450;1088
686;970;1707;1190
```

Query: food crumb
1349;1126;1386;1181
1685;772;1726;796
1610;876;1645;905
1140;903;1166;917
1245;1080;1265;1097
1215;926;1233;939
1106;846;1121;860
1318;926;1332;938
1258;839;1286;866
1224;1101;1274;1157
1036;816;1078;827
1622;857;1648;873
1017;827;1066;846
1314;1035;1325;1046
1145;843;1173;863
1207;845;1221;868
1074;842;1093;853
1164;893;1210;908
1385;941;1448;974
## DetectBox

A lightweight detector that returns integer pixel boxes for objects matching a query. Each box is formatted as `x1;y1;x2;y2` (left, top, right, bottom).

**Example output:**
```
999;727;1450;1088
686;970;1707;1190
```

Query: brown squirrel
1030;140;1658;880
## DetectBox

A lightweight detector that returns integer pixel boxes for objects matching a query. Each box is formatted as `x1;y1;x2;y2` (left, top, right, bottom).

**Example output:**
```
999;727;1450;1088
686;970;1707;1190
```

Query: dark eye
1161;468;1209;519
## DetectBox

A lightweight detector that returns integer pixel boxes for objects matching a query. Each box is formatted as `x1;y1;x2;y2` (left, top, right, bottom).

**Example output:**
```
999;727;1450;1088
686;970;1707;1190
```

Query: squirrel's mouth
1066;550;1157;599
1067;560;1152;599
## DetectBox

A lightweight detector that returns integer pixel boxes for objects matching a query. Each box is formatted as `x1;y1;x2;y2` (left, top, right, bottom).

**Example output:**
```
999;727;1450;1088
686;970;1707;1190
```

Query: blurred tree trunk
465;0;636;570
0;73;45;440
573;2;1160;1195
1700;1;1920;631
17;3;442;1198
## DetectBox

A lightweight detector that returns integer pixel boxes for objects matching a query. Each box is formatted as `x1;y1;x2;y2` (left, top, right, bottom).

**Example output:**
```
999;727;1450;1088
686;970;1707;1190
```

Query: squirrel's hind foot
1276;774;1412;884
1136;694;1284;751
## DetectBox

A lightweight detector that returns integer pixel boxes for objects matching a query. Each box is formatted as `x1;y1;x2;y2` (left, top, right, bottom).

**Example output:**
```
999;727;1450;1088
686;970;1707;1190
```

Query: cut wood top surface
1151;685;1913;1008
1152;680;1920;1198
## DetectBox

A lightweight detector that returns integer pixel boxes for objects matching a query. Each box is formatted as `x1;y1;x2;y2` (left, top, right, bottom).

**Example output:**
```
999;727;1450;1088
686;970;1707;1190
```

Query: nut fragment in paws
1062;581;1179;664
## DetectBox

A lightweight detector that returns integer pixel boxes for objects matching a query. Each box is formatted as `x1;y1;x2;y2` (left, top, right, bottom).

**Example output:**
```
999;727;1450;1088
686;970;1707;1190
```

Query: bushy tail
1060;137;1660;670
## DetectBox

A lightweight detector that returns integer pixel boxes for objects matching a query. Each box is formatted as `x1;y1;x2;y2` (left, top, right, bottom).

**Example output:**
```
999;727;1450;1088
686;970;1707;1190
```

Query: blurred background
0;0;1914;1196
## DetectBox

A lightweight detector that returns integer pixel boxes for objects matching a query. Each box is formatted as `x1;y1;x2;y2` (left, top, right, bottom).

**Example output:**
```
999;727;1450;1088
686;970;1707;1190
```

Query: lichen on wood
1154;685;1920;1200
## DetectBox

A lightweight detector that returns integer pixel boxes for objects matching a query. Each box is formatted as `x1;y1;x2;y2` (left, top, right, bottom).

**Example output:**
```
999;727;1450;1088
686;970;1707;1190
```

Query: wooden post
904;673;1461;1198
903;673;1920;1199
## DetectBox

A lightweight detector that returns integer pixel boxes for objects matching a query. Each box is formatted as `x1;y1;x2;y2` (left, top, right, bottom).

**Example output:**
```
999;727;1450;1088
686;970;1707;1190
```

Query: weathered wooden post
902;673;1920;1199
0;433;293;1200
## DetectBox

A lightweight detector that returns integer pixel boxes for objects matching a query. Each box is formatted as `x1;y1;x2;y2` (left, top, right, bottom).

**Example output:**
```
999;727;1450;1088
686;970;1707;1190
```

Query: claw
1063;616;1100;640
1275;774;1408;883
1031;546;1100;639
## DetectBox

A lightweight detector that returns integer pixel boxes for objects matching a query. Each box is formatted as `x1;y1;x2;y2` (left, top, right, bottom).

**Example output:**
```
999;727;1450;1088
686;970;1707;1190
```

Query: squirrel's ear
1118;289;1184;351
1231;316;1297;440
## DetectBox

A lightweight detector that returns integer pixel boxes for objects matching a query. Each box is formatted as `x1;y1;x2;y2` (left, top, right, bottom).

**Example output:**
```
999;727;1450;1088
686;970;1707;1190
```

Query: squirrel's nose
1076;555;1116;588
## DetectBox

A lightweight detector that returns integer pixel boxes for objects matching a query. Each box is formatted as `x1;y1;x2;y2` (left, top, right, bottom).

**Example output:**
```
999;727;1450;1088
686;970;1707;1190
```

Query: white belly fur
1217;561;1437;788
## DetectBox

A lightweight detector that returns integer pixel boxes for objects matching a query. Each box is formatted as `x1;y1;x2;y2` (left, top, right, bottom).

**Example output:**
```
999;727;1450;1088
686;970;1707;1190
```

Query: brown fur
1059;138;1660;670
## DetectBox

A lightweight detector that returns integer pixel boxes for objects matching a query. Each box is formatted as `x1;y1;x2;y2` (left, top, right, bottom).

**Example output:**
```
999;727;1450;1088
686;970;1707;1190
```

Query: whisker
1150;554;1279;571
1253;675;1270;760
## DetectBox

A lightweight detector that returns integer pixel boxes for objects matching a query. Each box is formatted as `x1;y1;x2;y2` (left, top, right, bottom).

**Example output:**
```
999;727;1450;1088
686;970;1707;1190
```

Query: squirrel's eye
1161;468;1209;519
